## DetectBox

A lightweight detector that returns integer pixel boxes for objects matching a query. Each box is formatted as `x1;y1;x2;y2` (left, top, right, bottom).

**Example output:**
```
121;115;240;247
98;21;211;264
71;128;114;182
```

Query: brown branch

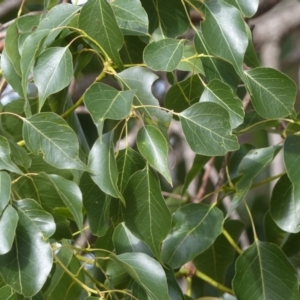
0;0;22;19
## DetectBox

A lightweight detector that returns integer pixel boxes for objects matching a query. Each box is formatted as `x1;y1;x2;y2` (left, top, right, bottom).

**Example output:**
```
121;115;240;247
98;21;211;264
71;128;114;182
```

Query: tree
0;0;300;299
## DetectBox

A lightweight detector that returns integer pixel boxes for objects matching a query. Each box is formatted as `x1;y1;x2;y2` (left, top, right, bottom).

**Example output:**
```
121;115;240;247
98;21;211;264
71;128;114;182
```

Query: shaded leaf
244;68;296;119
200;79;244;129
244;24;260;68
0;199;54;297
140;0;189;37
200;0;248;73
123;167;172;260
79;0;124;68
137;125;172;184
111;0;148;36
179;102;239;156
233;241;299;300
120;36;146;64
161;203;223;269
89;132;124;203
8;140;31;168
284;134;300;184
0;172;11;215
84;82;135;136
80;172;111;237
0;136;23;175
164;267;184;300
111;252;169;300
144;39;184;72
23;112;88;171
33;47;73;111
0;205;18;255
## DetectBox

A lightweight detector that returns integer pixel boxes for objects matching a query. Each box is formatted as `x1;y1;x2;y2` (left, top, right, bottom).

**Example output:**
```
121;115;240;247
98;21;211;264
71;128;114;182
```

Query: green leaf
120;36;146;64
42;174;83;230
200;79;244;129
200;0;248;73
0;199;54;297
113;223;152;256
0;205;18;255
111;0;148;36
161;203;223;269
44;241;85;300
116;147;146;192
111;253;169;300
193;220;244;284
118;67;172;135
244;68;297;119
224;0;259;18
0;172;11;215
8;140;31;169
228;145;281;215
79;0;124;68
23;112;88;171
270;174;300;234
179;102;239;156
144;39;184;72
0;136;23;175
244;24;260;68
284;134;300;184
33;47;73;111
140;0;189;37
233;241;299;300
137;125;172;184
165;74;204;114
123;167;172;260
164;267;184;300
17;14;41;33
80;172;111;237
83;82;135;136
89;132;124;203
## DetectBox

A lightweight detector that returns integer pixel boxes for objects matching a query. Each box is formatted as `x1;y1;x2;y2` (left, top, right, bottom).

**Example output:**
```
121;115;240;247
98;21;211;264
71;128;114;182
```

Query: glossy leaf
161;203;223;269
33;47;73;110
111;252;169;300
165;74;204;114
224;0;259;18
0;199;54;297
0;172;10;215
144;38;184;72
117;67;172;135
80;172;111;237
244;68;297;119
200;79;244;129
179;102;239;156
113;223;152;256
111;0;148;36
83;82;135;136
233;241;299;300
137;125;172;184
0;136;23;175
89;132;124;203
140;0;188;37
200;0;248;73
79;0;124;68
123;167;172;260
0;205;18;255
23;112;88;171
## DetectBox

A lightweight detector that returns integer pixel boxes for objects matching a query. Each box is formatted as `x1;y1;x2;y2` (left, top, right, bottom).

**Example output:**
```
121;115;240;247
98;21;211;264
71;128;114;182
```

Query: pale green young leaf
23;112;88;171
0;172;11;215
111;252;169;300
200;79;244;129
33;47;73;111
122;167;172;260
0;136;23;175
0;205;18;255
88;132;124;204
137;125;172;184
179;102;239;156
111;0;148;36
79;0;124;68
161;203;223;269
144;38;184;72
0;199;54;297
83;82;135;136
244;68;297;119
200;0;248;73
233;241;299;300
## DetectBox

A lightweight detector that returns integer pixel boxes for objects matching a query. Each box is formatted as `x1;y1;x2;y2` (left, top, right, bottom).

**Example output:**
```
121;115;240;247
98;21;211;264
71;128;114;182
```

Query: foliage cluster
0;0;300;299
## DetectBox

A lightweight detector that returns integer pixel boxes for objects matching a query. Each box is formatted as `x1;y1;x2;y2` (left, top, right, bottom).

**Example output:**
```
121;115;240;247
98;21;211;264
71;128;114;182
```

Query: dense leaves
1;0;299;299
